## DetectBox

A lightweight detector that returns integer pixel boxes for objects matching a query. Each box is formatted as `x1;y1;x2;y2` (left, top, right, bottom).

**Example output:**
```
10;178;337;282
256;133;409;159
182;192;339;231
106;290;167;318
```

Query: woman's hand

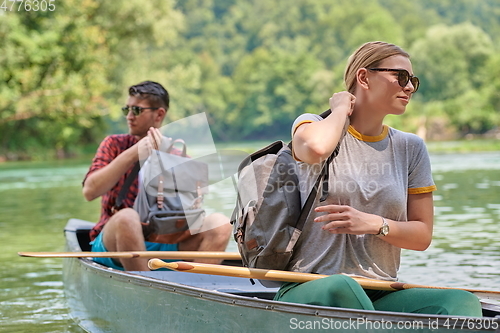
329;91;355;118
292;91;354;165
314;194;434;251
314;204;381;235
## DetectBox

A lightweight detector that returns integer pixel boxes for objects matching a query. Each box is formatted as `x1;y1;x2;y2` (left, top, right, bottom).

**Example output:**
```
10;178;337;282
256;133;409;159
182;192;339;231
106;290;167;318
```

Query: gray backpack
133;139;209;240
232;110;348;271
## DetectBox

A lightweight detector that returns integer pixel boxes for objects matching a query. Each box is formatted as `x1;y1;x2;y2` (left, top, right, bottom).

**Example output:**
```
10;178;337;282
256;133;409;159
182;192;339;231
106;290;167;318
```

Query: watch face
376;219;389;236
381;224;389;236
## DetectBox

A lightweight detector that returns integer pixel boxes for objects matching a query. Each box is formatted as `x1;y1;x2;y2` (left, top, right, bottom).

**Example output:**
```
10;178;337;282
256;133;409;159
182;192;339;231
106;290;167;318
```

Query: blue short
90;232;178;271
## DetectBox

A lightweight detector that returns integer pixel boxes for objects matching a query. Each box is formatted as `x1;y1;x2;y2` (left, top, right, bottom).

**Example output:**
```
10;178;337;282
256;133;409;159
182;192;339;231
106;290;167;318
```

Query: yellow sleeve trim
408;185;437;195
292;120;313;135
291;120;314;161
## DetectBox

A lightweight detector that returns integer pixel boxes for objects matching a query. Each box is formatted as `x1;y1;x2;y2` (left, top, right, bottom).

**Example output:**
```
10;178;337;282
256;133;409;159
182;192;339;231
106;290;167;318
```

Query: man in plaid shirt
82;81;231;271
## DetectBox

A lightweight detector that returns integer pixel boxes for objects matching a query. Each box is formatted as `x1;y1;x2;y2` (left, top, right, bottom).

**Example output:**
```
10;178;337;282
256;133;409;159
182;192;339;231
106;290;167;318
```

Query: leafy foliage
0;0;499;159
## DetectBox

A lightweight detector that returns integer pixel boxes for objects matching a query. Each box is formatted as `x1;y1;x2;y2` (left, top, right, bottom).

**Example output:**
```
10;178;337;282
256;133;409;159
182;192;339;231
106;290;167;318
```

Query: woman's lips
398;95;409;104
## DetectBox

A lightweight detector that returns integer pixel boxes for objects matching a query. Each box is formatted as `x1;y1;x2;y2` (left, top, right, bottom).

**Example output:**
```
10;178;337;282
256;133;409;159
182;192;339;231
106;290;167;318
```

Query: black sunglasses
121;106;159;116
367;68;419;92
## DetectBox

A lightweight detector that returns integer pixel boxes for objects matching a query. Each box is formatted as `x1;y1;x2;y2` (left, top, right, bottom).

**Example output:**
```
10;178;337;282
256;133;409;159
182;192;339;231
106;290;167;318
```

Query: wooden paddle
148;259;500;302
18;251;242;260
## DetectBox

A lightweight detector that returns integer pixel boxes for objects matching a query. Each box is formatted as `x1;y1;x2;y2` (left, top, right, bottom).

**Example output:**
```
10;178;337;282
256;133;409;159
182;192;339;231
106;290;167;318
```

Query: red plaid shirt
84;134;183;241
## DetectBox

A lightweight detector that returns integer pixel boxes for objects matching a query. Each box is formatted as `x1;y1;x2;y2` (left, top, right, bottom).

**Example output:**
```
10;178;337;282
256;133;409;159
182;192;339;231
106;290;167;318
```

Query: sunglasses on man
121;106;159;117
367;68;419;92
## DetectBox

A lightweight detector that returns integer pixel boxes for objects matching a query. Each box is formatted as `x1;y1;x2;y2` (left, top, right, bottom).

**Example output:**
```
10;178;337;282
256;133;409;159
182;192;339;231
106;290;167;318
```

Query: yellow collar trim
348;125;389;142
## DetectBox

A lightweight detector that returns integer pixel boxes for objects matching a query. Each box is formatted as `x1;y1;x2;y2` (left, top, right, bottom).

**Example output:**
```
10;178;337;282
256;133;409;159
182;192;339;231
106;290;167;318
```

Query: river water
0;150;499;332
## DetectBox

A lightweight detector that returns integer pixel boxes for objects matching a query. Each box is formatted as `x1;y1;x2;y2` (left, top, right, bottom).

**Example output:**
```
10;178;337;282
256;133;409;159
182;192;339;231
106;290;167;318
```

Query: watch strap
376;217;389;236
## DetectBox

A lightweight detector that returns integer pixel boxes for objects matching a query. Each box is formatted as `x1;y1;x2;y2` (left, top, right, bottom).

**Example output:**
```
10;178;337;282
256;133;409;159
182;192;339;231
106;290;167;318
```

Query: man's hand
138;127;171;161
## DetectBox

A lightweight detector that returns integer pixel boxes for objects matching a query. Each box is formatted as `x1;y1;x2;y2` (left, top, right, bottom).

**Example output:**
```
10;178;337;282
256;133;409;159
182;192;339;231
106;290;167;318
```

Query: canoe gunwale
63;219;500;332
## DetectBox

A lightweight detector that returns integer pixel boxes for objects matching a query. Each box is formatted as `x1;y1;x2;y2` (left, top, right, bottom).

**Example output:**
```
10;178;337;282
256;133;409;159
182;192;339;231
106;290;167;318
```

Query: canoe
62;218;500;333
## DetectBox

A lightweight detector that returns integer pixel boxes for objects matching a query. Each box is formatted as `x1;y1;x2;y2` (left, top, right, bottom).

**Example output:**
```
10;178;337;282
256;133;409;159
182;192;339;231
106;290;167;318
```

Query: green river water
0;150;499;332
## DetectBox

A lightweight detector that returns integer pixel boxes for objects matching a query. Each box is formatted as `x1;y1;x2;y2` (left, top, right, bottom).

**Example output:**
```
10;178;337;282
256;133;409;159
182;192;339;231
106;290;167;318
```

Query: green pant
274;275;482;317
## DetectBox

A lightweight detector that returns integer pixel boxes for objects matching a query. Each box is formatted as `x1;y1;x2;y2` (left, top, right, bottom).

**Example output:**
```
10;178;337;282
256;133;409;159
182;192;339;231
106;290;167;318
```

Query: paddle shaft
149;260;500;300
18;251;242;260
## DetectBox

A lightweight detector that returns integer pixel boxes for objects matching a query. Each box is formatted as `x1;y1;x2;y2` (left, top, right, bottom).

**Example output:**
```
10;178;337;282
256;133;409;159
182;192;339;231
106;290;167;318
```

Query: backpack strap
165;138;188;157
319;109;332;119
295;161;326;230
113;162;140;213
318;109;333;201
319;109;349;201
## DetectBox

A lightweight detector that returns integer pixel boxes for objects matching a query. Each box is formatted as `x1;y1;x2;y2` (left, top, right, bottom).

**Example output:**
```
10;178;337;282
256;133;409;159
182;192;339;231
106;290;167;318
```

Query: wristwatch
376;217;389;237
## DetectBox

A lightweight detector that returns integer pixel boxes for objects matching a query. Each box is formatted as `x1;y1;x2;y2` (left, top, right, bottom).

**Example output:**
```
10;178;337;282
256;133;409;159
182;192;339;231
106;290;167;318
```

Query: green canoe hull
62;219;499;333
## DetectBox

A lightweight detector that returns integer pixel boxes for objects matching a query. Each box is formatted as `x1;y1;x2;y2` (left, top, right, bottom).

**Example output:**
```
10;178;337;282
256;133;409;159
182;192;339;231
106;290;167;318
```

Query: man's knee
105;208;141;230
206;216;232;243
102;208;143;246
193;213;231;240
179;214;231;252
200;213;230;233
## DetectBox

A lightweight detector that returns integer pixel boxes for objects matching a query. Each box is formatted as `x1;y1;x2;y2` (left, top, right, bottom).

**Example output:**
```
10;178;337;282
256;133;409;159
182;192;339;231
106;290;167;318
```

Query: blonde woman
274;41;481;316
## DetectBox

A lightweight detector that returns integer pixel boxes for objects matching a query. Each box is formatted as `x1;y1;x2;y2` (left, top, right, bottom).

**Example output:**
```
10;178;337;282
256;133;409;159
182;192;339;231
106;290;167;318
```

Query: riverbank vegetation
1;0;499;160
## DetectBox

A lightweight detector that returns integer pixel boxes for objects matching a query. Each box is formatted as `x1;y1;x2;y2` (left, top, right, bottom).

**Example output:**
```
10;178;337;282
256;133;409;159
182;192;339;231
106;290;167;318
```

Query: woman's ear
356;68;370;90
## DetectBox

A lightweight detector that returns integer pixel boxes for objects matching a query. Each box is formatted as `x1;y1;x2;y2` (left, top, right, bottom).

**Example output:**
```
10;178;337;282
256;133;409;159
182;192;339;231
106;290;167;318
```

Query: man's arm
82;144;139;201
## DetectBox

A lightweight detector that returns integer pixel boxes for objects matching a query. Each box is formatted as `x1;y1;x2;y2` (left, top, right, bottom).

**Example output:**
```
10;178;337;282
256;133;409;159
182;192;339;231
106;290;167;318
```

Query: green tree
0;3;110;159
410;23;495;136
419;0;500;45
479;53;500;112
2;0;500;159
0;0;183;159
225;45;328;139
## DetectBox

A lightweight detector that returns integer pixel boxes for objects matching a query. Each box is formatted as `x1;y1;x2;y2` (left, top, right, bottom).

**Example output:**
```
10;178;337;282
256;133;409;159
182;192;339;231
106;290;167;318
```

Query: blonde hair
344;42;410;94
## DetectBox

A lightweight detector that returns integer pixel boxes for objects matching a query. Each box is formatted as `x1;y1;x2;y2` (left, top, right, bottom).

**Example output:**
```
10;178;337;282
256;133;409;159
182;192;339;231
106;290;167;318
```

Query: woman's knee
322;275;372;306
438;289;482;317
374;288;483;317
416;289;482;317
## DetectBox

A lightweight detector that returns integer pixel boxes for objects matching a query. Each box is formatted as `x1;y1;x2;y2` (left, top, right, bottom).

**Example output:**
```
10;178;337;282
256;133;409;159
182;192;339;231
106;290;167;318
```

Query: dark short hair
128;81;169;110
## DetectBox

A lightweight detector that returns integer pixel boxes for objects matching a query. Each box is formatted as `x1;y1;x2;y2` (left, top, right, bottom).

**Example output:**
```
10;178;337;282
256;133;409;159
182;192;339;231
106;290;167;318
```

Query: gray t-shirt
289;113;436;281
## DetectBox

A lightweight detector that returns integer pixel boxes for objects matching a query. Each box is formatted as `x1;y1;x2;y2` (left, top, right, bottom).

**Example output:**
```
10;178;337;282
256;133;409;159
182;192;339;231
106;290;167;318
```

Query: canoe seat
76;229;92;251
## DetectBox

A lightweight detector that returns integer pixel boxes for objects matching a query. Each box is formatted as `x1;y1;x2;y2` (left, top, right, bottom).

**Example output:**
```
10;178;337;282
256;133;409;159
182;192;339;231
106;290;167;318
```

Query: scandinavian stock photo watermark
259;159;394;196
143;112;399;235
